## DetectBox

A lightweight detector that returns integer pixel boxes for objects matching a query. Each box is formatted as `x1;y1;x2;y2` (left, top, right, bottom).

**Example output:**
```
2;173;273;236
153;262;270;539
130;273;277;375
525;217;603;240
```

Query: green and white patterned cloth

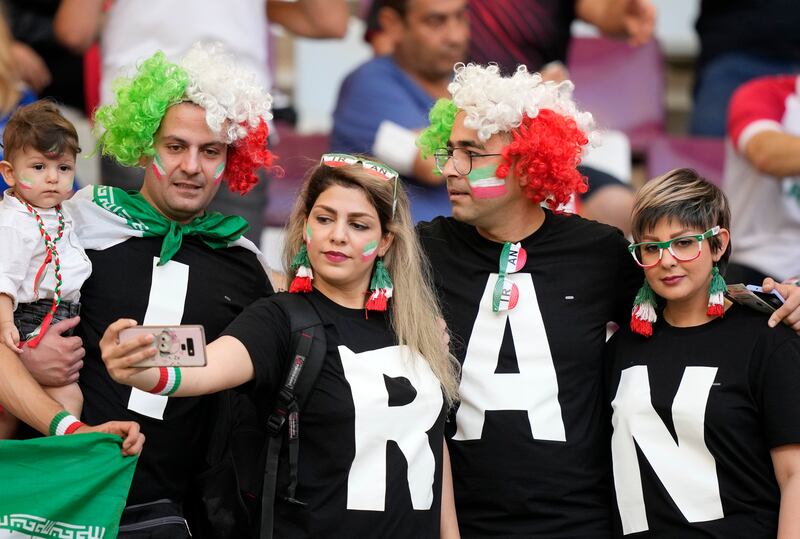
0;433;137;538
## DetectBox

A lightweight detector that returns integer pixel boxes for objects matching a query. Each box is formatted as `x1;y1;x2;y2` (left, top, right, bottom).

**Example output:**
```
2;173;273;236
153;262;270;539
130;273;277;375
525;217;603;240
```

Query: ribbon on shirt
491;241;527;312
21;203;65;347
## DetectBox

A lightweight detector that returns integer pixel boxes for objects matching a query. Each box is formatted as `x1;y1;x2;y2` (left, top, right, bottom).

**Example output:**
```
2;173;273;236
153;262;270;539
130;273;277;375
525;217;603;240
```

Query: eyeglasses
320;153;398;216
433;148;502;175
628;226;720;268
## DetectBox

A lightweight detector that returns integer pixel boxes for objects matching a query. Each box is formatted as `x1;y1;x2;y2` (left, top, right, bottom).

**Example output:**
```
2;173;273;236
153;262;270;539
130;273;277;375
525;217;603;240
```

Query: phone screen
751;291;785;310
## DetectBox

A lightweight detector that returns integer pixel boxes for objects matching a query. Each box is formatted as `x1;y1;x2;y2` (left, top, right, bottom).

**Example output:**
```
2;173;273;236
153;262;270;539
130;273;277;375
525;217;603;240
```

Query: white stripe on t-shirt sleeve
736;119;783;154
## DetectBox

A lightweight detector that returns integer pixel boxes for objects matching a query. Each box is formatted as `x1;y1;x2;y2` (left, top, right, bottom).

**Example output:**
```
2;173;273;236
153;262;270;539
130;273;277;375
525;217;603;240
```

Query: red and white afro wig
178;42;274;194
421;63;596;209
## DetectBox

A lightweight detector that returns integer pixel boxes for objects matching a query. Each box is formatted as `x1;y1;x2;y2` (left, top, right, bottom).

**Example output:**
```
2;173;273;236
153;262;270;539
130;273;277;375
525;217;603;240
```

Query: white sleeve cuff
372;121;418;177
737;119;783;153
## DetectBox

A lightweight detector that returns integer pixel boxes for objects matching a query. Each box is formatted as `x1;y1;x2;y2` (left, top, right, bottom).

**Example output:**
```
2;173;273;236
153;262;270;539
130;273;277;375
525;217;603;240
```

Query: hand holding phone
119;325;207;367
725;284;786;314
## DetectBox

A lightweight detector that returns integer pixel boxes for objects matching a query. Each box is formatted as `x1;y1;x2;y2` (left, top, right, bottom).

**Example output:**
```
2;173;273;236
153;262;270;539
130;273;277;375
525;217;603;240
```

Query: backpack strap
259;293;326;539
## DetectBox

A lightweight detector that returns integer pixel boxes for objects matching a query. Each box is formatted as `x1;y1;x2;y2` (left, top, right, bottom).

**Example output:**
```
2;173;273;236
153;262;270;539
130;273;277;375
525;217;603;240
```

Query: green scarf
92;187;249;265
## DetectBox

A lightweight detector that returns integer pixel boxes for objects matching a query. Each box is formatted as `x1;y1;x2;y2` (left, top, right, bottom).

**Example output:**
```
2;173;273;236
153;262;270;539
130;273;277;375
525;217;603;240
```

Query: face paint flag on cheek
467;164;507;199
213;162;226;185
152;154;167;181
362;239;378;261
18;177;34;190
305;222;312;244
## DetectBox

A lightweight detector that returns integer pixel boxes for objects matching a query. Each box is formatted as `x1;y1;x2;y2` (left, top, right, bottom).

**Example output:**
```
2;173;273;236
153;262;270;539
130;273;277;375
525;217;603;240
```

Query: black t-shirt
696;0;800;69
418;212;642;537
606;305;800;538
469;0;576;74
223;290;447;539
77;236;272;505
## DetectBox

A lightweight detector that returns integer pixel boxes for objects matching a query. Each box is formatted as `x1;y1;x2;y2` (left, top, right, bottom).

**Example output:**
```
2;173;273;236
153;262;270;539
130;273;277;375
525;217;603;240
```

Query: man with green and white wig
2;42;276;538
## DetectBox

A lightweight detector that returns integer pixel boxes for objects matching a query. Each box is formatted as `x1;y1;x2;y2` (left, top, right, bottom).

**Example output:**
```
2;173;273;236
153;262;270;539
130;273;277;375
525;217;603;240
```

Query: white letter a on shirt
454;273;566;442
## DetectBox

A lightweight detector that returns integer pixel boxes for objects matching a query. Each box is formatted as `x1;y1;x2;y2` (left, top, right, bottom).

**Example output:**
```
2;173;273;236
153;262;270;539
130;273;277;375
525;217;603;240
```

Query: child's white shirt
0;190;92;309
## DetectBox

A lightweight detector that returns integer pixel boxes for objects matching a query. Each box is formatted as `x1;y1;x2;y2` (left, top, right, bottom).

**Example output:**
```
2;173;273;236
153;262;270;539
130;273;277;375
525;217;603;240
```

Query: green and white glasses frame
628;226;720;268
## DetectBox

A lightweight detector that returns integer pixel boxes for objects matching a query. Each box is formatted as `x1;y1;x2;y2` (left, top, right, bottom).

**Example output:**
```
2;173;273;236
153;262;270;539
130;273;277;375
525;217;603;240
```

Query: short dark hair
3;100;81;161
380;0;410;18
632;168;732;264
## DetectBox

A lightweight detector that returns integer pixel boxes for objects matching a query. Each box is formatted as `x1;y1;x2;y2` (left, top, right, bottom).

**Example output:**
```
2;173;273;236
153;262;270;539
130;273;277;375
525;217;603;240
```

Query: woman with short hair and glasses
605;167;800;538
97;155;461;538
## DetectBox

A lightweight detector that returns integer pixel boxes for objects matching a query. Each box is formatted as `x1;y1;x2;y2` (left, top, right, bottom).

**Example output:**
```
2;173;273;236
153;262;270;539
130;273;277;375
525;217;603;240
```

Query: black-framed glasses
320;153;399;216
628;226;720;268
433;148;502;175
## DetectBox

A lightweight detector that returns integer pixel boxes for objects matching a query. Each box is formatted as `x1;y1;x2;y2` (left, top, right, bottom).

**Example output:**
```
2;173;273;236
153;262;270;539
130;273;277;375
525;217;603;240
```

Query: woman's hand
99;319;157;387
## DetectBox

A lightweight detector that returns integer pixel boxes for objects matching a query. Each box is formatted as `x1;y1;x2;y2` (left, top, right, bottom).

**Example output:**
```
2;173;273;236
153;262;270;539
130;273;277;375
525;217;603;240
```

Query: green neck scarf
93;187;249;265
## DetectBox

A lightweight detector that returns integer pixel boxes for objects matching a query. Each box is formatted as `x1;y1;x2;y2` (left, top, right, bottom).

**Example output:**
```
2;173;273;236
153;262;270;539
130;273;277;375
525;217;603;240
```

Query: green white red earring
288;244;313;293
365;258;393;314
706;265;726;317
630;279;658;337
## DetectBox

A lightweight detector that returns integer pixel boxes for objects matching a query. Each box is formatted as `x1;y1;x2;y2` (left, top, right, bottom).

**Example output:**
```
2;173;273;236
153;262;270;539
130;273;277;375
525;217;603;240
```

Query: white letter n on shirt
611;365;723;534
453;273;566;442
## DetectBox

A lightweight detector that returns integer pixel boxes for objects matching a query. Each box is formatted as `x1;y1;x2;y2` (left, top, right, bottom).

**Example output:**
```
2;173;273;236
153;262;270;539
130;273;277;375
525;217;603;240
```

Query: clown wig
418;63;596;209
95;42;274;195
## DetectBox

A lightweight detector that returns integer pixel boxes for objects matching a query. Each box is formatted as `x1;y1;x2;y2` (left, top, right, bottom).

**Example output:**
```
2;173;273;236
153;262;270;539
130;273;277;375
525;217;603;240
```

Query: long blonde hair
284;163;460;406
0;6;21;116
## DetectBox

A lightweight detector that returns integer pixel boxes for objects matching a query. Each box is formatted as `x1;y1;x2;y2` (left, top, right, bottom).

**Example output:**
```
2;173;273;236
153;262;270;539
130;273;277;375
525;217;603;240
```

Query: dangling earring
288;244;313;293
706;265;726;317
365;258;393;314
630;279;657;337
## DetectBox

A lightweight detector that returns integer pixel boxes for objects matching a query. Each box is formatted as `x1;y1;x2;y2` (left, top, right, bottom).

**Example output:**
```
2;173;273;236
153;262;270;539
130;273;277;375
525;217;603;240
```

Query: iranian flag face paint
17;177;34;190
305;222;312;245
467;163;506;199
213;162;226;185
152;154;167;181
362;239;378;261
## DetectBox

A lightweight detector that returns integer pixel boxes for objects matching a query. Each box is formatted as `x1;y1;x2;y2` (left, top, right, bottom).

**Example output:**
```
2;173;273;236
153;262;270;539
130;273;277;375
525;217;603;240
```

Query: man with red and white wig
416;63;800;536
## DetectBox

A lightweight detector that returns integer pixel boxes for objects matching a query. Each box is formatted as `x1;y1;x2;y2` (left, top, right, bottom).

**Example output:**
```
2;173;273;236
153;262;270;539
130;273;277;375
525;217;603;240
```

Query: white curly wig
448;63;596;144
178;42;273;145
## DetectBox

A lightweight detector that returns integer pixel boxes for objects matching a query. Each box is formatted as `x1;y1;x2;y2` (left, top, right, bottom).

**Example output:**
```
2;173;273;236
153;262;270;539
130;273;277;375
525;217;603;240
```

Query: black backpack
255;293;327;539
192;293;327;539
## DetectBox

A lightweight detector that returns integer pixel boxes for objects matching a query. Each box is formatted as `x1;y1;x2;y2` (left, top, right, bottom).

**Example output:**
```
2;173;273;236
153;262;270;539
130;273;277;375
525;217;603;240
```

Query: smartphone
119;325;207;367
725;284;786;314
746;285;786;309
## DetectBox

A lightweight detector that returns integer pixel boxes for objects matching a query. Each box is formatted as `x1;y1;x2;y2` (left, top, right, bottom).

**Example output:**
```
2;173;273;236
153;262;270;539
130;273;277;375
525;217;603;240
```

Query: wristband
372;120;417;177
49;410;84;436
148;367;181;396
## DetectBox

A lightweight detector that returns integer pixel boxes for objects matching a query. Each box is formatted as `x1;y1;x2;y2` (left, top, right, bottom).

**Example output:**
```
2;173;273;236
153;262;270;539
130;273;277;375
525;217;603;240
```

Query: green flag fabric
91;186;249;265
65;185;271;276
0;433;137;539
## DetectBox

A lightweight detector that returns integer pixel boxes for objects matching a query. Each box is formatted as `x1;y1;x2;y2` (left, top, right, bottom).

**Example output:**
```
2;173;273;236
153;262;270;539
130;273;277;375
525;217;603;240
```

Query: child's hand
1;321;22;353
